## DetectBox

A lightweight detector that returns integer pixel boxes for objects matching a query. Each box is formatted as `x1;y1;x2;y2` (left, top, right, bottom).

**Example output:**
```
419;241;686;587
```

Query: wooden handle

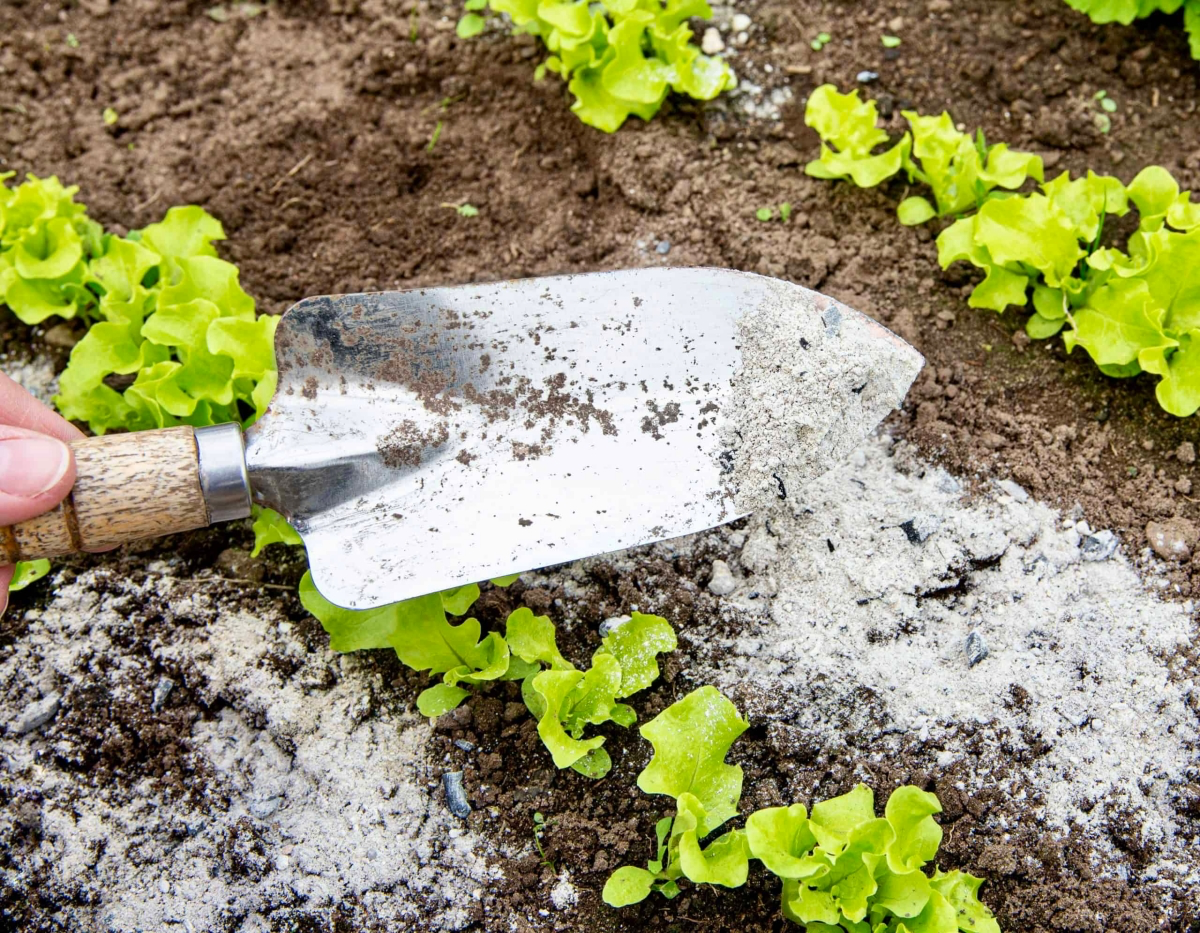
0;426;211;562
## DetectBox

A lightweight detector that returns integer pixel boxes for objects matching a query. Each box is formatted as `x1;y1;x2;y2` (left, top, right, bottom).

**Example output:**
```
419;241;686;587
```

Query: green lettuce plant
803;85;1200;417
603;685;751;904
300;574;674;779
1062;0;1200;58
747;785;1000;932
9;559;51;592
457;0;736;132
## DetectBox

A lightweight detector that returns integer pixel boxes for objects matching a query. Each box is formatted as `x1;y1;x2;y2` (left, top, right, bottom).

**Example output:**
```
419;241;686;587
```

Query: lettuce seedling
461;0;735;132
521;611;677;778
746;784;1000;933
604;685;751;905
804;87;1200;417
0;174;103;325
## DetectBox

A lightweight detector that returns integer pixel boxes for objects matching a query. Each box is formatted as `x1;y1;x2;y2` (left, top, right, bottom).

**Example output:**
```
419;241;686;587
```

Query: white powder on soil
704;435;1199;896
0;570;501;932
725;282;923;517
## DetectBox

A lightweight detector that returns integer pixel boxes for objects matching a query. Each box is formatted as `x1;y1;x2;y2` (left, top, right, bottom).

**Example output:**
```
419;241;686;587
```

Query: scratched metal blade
244;268;919;609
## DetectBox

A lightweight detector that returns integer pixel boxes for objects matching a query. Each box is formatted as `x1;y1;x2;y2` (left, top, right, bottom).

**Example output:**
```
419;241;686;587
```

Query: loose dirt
2;0;1200;930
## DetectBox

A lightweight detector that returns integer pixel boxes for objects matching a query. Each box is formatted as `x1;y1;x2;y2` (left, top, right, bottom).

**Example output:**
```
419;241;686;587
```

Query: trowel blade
244;268;923;609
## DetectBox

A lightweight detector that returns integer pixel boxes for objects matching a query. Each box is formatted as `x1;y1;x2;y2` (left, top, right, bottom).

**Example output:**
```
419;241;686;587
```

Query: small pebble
11;691;61;734
731;12;752;31
899;515;940;544
454;739;476;753
598;614;630;637
1177;441;1196;464
701;26;724;55
151;677;175;713
965;631;988;668
158;879;169;894
443;771;471;818
857;71;880;84
995;479;1029;503
1145;518;1197;561
249;797;281;819
655;239;671;255
1079;530;1118;562
707;559;737;596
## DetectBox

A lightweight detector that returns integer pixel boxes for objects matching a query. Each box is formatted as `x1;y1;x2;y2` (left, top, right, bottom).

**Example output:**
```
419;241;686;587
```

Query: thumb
0;425;77;528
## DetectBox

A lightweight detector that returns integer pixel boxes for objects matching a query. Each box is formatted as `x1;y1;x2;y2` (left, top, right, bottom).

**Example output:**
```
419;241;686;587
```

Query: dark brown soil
2;0;1199;931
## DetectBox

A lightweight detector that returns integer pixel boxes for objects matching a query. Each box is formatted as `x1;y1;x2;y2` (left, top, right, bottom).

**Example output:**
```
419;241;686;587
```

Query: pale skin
0;371;82;615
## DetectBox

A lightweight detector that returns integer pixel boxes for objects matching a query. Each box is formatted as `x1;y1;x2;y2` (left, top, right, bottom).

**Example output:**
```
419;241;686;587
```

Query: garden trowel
3;269;922;608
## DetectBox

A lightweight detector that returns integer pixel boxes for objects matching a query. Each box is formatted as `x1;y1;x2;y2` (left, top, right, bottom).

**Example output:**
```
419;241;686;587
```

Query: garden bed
1;0;1198;931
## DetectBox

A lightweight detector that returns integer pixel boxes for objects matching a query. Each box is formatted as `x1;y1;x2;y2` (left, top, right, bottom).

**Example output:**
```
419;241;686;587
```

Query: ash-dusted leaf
529;669;607;769
884;785;943;874
745;803;825;879
570;746;612;778
250;505;302;557
930;868;1002;933
418;683;471;717
637;686;748;833
506;606;573;670
603;866;658;907
602;611;676;697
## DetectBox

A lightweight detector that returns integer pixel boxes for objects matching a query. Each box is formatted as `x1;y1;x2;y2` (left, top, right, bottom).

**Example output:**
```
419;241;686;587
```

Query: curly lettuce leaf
806;85;910;188
601;611;676;697
250;505;303;557
637;685;748;833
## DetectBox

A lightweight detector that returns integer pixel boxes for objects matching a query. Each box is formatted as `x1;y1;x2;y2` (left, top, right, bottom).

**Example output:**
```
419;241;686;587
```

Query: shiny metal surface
195;422;252;523
242;269;855;608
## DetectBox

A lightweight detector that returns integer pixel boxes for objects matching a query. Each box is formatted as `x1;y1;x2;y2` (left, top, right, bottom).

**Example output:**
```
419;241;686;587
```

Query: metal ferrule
195;423;253;524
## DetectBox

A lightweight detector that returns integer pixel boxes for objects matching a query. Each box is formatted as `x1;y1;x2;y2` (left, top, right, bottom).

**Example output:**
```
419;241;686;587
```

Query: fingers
0;565;12;617
0;424;77;527
0;371;84;443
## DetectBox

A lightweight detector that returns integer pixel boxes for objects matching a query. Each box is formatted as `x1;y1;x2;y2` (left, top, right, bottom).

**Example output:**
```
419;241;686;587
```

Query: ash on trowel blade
722;281;923;518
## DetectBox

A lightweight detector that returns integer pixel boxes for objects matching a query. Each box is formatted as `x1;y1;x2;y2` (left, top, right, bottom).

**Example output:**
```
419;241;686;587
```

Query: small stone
454;738;476;753
887;15;905;30
965;632;988;668
1011;330;1031;351
857;71;880;84
701;26;724;55
443;771;471;818
151;677;174;713
158;878;169;894
707;559;737;596
995;479;1028;502
1177;441;1196;464
731;12;752;31
1176;476;1193;495
655;239;671;255
1145;518;1197;561
10;692;61;734
598;615;630;637
1079;530;1118;562
927;0;951;10
43;322;80;349
898;515;939;544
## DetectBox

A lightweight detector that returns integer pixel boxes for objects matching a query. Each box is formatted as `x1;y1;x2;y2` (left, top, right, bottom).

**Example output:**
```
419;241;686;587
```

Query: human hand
0;371;83;615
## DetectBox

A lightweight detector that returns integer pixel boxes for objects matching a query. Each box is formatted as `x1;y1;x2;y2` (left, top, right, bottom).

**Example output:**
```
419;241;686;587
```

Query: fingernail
0;437;71;498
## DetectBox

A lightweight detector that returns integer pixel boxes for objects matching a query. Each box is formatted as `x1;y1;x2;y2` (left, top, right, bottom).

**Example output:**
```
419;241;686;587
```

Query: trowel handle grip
1;424;251;563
